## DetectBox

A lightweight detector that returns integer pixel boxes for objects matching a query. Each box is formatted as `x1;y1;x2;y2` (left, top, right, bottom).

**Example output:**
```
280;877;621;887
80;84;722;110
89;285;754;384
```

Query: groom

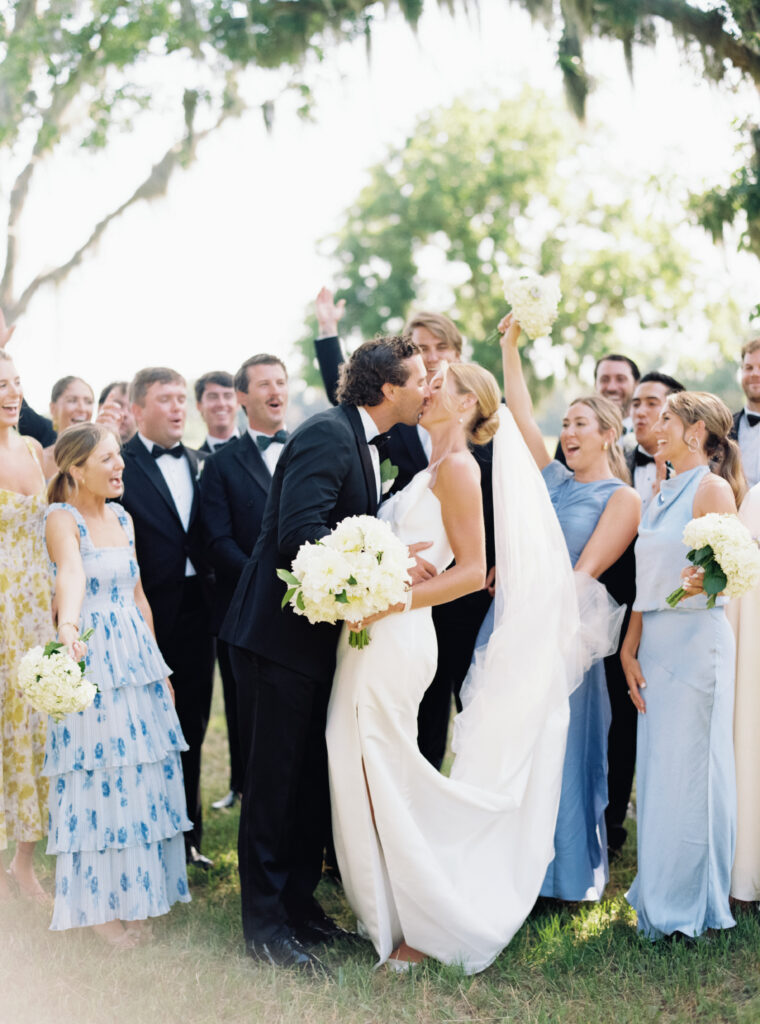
221;335;431;969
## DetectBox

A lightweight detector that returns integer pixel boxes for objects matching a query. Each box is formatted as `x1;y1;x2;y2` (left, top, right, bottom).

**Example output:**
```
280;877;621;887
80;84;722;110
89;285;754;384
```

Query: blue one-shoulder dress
626;466;736;938
43;503;192;930
536;462;626;900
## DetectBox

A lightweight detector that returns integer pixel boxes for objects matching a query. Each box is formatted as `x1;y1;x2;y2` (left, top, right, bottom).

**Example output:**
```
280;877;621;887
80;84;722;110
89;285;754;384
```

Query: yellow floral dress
0;438;50;849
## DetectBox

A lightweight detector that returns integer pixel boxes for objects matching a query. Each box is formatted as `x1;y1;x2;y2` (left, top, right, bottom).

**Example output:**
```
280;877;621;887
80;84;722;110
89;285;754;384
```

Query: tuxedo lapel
124;436;186;529
235;433;272;495
186;447;201;530
342;405;378;516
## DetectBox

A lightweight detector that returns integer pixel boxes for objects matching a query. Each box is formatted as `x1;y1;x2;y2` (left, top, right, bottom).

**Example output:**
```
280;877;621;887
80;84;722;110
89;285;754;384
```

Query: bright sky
4;0;757;412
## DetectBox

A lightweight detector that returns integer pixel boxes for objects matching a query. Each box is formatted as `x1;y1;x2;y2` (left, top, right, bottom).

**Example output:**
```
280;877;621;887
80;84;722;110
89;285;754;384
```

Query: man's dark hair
638;371;685;395
98;380;128;406
234;355;288;394
194;370;234;403
594;353;641;382
336;335;420;408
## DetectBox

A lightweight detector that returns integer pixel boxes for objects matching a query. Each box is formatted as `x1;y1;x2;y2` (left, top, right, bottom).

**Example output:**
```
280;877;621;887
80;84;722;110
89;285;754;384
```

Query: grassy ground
2;678;759;1024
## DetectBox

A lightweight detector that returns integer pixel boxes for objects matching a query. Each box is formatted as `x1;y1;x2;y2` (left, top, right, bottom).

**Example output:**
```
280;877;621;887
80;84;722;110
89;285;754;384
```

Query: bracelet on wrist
58;621;80;635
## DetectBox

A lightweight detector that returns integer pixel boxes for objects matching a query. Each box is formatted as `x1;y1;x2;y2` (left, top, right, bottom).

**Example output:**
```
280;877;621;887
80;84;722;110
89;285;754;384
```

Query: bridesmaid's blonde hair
47;423;112;505
567;395;630;484
447;362;501;446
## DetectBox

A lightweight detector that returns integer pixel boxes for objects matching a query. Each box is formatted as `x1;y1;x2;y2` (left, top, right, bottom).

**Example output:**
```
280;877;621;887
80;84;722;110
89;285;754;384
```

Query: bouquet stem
665;587;686;608
348;628;370;649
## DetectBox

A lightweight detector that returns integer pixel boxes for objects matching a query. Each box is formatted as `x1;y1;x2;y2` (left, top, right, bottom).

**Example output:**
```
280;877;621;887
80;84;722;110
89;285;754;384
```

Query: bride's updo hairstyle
567;395;630;484
447;363;501;446
666;390;746;505
47;422;112;505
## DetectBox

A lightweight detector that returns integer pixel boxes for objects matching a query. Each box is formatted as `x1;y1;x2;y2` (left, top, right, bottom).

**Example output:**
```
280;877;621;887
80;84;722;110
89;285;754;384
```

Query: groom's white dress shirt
358;406;382;503
738;409;760;489
247;427;286;475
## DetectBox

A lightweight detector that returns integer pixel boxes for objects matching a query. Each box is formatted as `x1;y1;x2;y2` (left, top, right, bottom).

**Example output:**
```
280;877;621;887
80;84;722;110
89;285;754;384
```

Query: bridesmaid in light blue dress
43;424;192;946
499;315;640;901
622;391;744;939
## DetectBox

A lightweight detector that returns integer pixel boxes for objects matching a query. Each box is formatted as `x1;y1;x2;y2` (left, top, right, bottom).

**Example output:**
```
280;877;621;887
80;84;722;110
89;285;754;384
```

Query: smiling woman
41;376;95;479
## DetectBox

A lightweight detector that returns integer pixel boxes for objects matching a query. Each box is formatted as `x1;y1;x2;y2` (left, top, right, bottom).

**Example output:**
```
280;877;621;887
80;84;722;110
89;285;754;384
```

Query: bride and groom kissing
221;330;579;973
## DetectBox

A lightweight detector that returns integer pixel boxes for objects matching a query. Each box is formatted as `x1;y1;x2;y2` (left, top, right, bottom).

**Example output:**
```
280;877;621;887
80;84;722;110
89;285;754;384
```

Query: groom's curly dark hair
336;335;420;408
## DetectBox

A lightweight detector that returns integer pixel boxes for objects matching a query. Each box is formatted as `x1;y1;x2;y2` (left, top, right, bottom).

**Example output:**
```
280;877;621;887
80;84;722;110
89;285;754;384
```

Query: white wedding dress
326;408;617;974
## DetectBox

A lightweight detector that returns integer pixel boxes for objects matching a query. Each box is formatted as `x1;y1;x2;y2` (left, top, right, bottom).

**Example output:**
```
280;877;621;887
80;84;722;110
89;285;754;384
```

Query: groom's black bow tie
256;429;289;452
151;443;185;460
369;434;390;456
747;413;760;427
633;447;656;467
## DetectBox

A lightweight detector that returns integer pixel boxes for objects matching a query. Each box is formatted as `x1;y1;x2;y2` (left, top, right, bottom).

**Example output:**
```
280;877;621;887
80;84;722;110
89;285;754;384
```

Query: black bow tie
256;429;288;452
209;437;235;451
747;413;760;427
370;434;393;458
151;443;185;460
634;447;656;467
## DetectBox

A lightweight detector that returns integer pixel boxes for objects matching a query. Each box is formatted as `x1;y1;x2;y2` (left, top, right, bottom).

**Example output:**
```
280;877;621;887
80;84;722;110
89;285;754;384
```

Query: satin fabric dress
626;466;736;938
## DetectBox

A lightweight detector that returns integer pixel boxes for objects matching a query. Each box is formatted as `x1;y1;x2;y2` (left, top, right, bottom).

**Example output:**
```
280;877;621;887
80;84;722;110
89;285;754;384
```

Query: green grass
2;678;759;1024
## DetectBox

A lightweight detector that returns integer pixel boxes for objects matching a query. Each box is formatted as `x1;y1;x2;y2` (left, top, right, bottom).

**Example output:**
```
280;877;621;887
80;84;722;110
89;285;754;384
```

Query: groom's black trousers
231;646;332;944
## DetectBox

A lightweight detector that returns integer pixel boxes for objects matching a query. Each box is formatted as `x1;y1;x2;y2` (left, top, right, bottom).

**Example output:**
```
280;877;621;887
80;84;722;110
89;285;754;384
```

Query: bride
326;356;607;973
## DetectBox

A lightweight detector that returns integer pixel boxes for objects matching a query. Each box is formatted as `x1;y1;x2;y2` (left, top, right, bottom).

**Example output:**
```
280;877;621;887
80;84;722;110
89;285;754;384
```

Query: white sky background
4;0;758;413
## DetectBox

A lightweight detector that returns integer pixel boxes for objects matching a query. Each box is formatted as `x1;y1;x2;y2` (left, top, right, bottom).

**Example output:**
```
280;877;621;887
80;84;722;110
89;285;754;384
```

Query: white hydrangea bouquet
666;513;760;609
502;269;561;339
18;628;97;721
277;515;414;649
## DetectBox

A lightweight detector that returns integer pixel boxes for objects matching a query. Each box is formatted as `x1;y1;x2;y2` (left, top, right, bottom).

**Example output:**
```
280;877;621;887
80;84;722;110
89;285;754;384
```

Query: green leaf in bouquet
276;568;300;587
702;566;727;596
296;592;306;611
335;590;349;604
280;586;298;609
689;546;714;566
43;641;64;657
347;575;357;586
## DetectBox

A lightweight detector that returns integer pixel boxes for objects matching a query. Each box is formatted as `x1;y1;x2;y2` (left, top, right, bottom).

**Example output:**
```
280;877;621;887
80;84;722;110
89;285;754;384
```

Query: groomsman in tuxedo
604;369;684;857
314;289;495;770
221;337;431;969
731;338;760;488
200;356;289;810
194;371;240;459
119;367;215;869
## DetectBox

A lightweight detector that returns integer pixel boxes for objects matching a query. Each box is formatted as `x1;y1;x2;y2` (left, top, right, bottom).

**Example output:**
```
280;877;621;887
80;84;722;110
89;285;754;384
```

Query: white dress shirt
137;433;196;576
205;430;239;452
738;409;760;489
358;406;382;503
632;447;658;515
417;424;432;462
247;427;285;476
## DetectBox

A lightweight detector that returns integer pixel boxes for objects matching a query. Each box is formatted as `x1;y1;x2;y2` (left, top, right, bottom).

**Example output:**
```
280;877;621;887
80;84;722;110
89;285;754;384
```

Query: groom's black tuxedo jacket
200;433;273;634
315;334;496;568
118;435;209;630
220;403;378;682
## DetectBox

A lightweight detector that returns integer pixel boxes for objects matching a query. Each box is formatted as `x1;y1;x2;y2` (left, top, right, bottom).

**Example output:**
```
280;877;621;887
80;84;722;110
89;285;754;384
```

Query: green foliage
510;0;760;258
299;95;734;395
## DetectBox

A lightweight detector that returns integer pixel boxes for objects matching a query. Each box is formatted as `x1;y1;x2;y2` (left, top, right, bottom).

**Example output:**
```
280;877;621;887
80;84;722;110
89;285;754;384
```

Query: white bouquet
277;515;414;648
502;269;561;339
666;513;760;609
18;629;97;721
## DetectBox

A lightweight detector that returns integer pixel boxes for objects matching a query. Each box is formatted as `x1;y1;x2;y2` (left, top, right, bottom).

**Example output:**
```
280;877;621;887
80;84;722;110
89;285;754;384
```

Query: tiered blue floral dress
44;503;192;930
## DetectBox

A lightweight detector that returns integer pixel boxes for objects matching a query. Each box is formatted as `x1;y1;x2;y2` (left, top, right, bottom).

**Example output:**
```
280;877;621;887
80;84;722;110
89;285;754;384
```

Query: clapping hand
316;286;346;337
